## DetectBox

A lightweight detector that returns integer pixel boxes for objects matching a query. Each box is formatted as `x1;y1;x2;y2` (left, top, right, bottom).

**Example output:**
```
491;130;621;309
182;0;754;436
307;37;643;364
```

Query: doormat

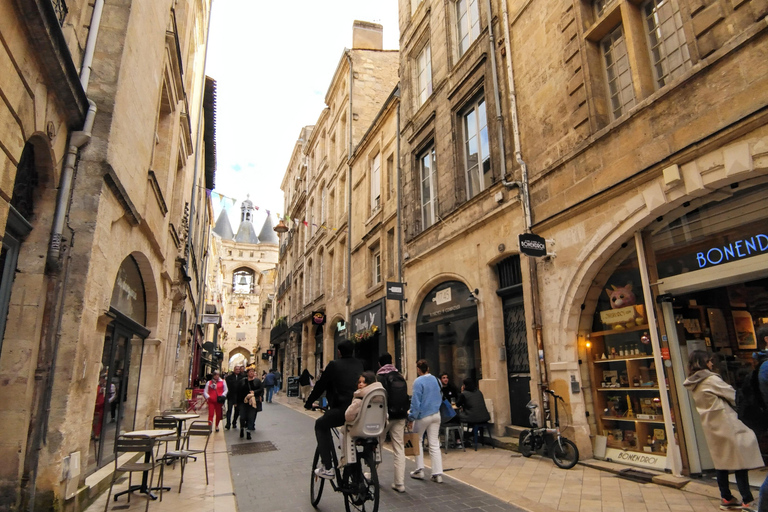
230;441;277;455
618;468;654;483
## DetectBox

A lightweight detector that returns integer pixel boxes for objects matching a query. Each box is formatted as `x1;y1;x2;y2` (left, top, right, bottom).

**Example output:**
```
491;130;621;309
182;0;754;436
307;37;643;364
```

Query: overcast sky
206;0;399;231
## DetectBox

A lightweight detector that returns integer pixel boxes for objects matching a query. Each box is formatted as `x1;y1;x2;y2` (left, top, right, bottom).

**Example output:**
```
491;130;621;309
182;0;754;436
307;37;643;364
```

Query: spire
240;194;255;223
212;209;234;240
258;215;279;244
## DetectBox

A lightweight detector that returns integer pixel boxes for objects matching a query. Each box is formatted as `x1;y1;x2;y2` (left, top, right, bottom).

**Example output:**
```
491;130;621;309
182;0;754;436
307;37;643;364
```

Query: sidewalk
274;392;727;512
84;427;234;512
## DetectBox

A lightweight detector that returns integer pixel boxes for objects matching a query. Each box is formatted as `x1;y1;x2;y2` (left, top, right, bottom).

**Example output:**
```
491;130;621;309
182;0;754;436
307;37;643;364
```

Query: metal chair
467;422;495;450
162;420;212;491
104;436;164;512
440;422;466;454
152;416;179;456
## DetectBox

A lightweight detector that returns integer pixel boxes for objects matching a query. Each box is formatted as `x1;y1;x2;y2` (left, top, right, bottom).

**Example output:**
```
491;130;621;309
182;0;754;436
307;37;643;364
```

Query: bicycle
518;388;579;469
310;389;386;512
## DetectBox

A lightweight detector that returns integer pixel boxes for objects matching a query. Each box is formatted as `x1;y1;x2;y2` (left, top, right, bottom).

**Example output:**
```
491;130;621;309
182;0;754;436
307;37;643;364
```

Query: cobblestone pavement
225;399;528;512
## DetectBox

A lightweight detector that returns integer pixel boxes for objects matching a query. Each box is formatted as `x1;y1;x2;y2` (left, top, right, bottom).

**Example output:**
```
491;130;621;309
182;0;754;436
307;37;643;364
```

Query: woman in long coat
237;367;263;440
683;350;762;511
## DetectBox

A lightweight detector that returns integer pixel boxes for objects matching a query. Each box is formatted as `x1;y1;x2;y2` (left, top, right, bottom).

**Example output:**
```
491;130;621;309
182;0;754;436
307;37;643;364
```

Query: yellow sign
184;388;192;400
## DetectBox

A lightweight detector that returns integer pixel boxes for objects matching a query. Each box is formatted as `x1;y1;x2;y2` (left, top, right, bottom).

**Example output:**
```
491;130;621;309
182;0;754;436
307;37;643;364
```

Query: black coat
238;377;264;404
305;356;364;410
299;369;314;386
457;389;491;424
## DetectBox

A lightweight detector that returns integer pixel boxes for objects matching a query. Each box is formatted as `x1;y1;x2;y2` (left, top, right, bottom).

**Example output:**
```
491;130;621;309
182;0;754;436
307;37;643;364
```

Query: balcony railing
51;0;68;26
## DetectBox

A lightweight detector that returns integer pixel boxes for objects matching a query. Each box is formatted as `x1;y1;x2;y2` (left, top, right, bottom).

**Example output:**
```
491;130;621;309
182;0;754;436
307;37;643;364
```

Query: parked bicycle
518;388;579;469
310;389;387;512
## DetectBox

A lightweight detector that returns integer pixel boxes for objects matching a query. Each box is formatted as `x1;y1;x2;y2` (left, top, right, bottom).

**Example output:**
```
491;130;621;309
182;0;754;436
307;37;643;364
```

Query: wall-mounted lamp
274;219;289;233
467;288;480;303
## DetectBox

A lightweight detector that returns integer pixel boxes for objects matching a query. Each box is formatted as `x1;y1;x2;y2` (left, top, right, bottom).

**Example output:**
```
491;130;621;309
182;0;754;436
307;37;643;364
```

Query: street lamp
274;219;289;233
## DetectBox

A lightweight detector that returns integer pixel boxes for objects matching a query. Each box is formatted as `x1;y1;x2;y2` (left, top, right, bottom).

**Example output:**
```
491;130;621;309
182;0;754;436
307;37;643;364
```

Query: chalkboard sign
286;376;300;397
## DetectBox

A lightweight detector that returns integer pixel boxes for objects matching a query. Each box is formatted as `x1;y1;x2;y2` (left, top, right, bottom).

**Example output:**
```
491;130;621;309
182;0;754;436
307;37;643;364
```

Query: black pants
716;469;753;503
315;407;346;469
226;400;240;427
241;403;258;431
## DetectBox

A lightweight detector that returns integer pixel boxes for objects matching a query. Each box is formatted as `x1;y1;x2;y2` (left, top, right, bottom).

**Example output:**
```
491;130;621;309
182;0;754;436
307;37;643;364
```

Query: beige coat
345;382;385;423
683;369;763;470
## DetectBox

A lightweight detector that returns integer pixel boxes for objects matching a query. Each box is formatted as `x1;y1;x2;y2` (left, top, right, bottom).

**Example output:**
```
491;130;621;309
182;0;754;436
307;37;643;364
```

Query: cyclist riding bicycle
304;340;364;479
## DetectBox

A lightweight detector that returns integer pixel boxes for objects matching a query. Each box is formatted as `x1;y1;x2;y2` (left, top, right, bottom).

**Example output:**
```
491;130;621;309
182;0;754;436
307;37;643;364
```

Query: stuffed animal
606;284;636;309
602;283;645;330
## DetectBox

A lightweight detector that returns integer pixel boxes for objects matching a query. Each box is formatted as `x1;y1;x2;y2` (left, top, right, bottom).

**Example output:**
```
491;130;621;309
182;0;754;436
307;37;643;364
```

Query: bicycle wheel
519;431;533;457
551;438;579;470
343;450;379;512
310;448;325;507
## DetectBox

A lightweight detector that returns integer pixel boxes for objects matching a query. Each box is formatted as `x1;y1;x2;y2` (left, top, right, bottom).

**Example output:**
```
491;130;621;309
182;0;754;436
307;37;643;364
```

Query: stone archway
227;346;251;370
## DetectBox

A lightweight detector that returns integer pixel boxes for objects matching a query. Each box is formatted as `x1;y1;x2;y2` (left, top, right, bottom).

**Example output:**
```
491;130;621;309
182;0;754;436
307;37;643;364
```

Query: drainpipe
78;0;104;93
498;0;548;393
345;50;353;326
395;88;406;378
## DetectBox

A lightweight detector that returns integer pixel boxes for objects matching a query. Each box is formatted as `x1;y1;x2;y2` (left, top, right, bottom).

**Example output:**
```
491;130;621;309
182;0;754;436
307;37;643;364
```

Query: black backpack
383;372;410;420
736;359;768;434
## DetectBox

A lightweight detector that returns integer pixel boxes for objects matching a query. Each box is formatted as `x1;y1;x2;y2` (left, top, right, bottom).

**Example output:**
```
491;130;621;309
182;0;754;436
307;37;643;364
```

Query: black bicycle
310;419;381;512
518;388;579;469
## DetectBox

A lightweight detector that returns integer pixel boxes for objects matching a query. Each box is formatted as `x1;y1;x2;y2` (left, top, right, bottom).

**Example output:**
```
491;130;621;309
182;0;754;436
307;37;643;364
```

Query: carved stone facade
0;1;214;509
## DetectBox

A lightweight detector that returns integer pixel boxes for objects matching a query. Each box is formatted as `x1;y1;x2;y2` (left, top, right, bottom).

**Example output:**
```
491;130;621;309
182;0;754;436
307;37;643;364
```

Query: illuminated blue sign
696;234;768;269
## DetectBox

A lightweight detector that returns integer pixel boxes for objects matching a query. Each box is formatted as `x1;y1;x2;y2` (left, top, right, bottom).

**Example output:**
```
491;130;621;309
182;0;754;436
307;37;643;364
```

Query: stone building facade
0;0;215;509
209;200;279;375
396;0;527;435
505;0;768;474
274;22;399;382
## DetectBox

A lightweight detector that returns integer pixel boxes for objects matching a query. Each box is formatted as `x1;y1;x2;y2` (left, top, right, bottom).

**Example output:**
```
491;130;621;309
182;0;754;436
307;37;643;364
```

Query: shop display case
589;324;670;466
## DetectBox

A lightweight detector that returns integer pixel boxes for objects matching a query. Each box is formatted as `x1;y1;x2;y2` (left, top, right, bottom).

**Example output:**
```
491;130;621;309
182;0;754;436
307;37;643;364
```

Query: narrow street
225;400;527;512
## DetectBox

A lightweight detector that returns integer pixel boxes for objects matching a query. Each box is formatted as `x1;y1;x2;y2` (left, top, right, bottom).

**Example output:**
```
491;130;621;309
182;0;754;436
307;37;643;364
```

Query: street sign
386;281;405;301
201;313;220;325
518;233;547;257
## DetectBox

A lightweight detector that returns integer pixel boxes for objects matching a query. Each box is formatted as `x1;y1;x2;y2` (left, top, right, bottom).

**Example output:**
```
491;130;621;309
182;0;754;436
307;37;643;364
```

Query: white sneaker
410;469;425;480
430;474;443;483
314;466;335;479
391;483;406;493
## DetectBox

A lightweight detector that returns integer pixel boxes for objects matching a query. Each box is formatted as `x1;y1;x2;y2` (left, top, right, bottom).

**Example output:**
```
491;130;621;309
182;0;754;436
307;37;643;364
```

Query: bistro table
163;413;199;449
113;429;175;501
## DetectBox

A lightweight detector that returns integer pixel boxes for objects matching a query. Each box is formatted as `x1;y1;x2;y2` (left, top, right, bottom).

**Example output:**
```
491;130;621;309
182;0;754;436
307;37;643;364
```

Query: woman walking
683;350;762;511
408;359;444;484
299;368;314;400
238;367;263;440
203;370;228;432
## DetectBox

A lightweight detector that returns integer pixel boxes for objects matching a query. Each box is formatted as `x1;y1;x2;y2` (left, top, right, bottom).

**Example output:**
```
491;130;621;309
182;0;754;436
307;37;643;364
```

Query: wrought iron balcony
51;0;68;26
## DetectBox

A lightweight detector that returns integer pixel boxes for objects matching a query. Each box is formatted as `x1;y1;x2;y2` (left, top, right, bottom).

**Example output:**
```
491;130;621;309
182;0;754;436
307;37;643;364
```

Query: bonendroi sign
519;233;547;257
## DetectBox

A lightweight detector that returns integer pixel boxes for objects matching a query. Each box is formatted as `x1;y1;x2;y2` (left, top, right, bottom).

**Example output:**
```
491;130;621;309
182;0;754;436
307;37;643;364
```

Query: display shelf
597;387;662;392
590;324;650;337
600;416;664;424
593;356;654;363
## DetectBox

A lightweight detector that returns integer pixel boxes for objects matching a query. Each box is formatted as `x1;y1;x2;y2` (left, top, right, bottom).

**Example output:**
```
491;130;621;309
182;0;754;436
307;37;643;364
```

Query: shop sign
661;348;670;360
604;447;668;471
202;313;220;325
312;311;326;325
519;233;547;257
386;282;405;301
351;301;384;334
694;233;768;269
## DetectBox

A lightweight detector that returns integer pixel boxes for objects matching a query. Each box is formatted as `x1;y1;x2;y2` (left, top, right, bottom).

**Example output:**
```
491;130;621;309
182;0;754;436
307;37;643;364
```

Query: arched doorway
90;255;150;471
228;346;251;369
0;144;37;346
416;281;480;384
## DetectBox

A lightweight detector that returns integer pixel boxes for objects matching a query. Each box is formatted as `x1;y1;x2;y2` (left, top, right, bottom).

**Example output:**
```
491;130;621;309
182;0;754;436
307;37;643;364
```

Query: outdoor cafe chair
152;416;179;457
161;420;212;491
104;436;164;512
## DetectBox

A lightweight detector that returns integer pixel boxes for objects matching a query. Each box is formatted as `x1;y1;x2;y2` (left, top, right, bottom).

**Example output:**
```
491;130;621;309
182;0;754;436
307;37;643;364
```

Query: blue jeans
266;385;276;402
759;473;767;512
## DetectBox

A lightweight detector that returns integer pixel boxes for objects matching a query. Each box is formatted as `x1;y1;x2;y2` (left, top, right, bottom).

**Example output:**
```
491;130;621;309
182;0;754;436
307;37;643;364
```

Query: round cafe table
163;413;200;449
113;429;175;501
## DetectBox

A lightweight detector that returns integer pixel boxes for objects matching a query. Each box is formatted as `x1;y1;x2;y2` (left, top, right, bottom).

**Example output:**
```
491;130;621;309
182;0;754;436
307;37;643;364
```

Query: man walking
376;353;409;493
263;369;277;403
225;364;244;429
408;359;444;483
